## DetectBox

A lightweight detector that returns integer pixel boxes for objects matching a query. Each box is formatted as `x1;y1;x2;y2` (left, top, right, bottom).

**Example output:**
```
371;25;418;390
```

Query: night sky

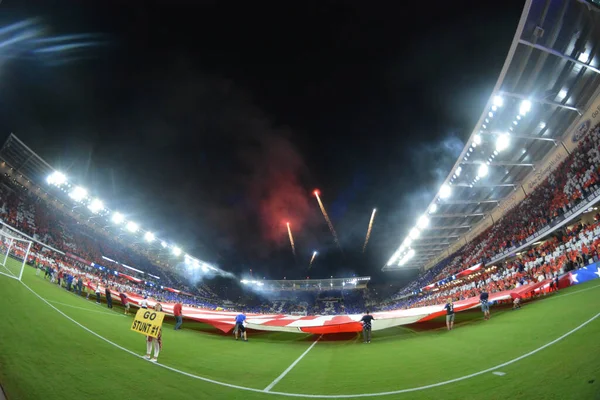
0;0;524;284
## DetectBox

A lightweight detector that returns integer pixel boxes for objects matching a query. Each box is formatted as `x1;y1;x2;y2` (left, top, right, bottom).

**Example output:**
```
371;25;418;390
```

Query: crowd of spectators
387;121;600;305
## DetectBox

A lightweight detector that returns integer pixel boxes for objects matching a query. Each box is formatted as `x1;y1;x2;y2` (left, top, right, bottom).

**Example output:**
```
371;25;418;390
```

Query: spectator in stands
144;303;163;363
444;299;455;331
174;301;183;330
361;310;374;343
480;290;490;320
234;312;247;342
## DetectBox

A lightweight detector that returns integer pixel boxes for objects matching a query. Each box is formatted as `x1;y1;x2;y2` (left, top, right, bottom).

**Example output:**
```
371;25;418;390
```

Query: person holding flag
360;311;374;343
234;312;248;342
444;298;455;331
480;290;490;320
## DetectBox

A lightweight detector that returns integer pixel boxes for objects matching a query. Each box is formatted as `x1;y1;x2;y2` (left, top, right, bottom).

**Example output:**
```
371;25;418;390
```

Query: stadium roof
0;133;227;276
384;0;600;272
240;276;370;291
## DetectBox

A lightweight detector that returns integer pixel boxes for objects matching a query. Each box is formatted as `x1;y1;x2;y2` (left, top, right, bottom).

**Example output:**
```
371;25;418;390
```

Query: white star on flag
569;272;579;284
595;267;600;279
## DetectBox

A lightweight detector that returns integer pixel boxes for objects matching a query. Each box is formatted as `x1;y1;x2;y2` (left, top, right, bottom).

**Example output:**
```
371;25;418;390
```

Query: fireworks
286;222;296;257
313;190;341;250
308;251;317;269
362;208;377;253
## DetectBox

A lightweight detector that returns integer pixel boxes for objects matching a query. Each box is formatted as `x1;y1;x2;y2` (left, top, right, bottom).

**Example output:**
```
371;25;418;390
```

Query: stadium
1;0;600;399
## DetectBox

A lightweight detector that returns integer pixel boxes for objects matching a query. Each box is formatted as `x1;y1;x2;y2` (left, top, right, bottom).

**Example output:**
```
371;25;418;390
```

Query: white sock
153;340;160;358
146;340;152;355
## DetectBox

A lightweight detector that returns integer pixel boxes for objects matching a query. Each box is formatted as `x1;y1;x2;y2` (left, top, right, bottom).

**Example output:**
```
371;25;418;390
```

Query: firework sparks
308;251;317;269
313;190;341;250
362;208;377;252
286;222;296;257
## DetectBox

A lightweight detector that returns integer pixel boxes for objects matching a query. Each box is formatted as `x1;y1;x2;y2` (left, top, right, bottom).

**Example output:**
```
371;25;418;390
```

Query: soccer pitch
0;264;599;399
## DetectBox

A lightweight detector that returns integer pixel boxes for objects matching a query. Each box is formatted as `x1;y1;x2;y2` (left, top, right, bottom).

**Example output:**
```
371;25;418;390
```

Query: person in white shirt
140;296;148;309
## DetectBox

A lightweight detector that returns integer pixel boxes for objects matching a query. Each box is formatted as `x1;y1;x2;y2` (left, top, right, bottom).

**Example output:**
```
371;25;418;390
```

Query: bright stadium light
112;212;125;224
387;249;401;266
69;186;88;202
172;246;182;256
409;227;420;240
578;51;590;63
87;198;104;214
126;221;139;233
161;241;167;248
496;134;510;152
429;203;437;214
47;171;67;186
492;95;504;107
403;237;412;247
144;231;155;242
439;184;451;199
455;166;462;177
417;215;429;229
477;164;489;178
539;122;546;129
519;99;532;115
473;135;482;145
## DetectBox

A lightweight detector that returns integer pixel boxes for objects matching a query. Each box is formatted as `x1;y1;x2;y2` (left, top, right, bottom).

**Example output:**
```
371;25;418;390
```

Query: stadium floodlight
112;212;125;224
387;248;402;266
477;164;489;178
403;237;412;247
201;264;209;272
417;215;429;229
144;231;155;242
172;246;182;256
126;221;139;233
539;122;546;129
558;89;568;100
428;203;437;214
578;51;590;63
519;99;532;115
47;171;67;186
455;166;462;177
161;241;167;248
87;198;104;214
409;227;420;240
439;184;451;199
496;134;510;152
473;135;482;145
488;112;493;118
69;186;88;202
492;95;504;107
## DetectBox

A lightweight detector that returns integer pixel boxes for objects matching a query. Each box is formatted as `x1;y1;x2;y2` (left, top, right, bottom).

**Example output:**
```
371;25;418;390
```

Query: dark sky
0;0;524;284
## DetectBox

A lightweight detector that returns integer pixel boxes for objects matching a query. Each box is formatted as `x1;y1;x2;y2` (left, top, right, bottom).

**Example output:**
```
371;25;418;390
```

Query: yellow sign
130;309;165;338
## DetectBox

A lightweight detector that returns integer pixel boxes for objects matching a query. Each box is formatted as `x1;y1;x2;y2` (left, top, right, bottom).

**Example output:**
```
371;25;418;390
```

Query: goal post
0;231;33;281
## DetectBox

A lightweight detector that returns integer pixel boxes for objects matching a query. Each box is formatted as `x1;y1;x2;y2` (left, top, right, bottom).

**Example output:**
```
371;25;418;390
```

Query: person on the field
173;301;183;330
119;291;130;315
361;311;374;343
105;286;113;309
512;295;522;310
444;299;455;331
95;284;101;304
480;290;490;320
76;276;83;296
140;296;148;309
145;303;163;363
234;312;247;341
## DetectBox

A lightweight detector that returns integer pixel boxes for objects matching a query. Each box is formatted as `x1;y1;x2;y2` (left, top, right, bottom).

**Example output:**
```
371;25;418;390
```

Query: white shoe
143;355;151;360
150;358;158;363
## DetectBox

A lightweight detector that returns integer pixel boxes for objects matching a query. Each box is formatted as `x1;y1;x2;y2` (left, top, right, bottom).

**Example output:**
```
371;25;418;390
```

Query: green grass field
0;262;599;399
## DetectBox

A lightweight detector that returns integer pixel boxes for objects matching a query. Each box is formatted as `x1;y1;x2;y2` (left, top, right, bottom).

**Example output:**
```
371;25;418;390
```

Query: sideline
48;300;126;317
14;278;600;398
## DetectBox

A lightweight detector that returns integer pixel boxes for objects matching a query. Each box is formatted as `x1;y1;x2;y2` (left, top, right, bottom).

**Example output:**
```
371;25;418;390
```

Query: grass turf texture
0;262;598;399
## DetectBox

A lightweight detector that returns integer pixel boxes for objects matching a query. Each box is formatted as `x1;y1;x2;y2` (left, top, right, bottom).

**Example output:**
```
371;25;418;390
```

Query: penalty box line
264;335;323;392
